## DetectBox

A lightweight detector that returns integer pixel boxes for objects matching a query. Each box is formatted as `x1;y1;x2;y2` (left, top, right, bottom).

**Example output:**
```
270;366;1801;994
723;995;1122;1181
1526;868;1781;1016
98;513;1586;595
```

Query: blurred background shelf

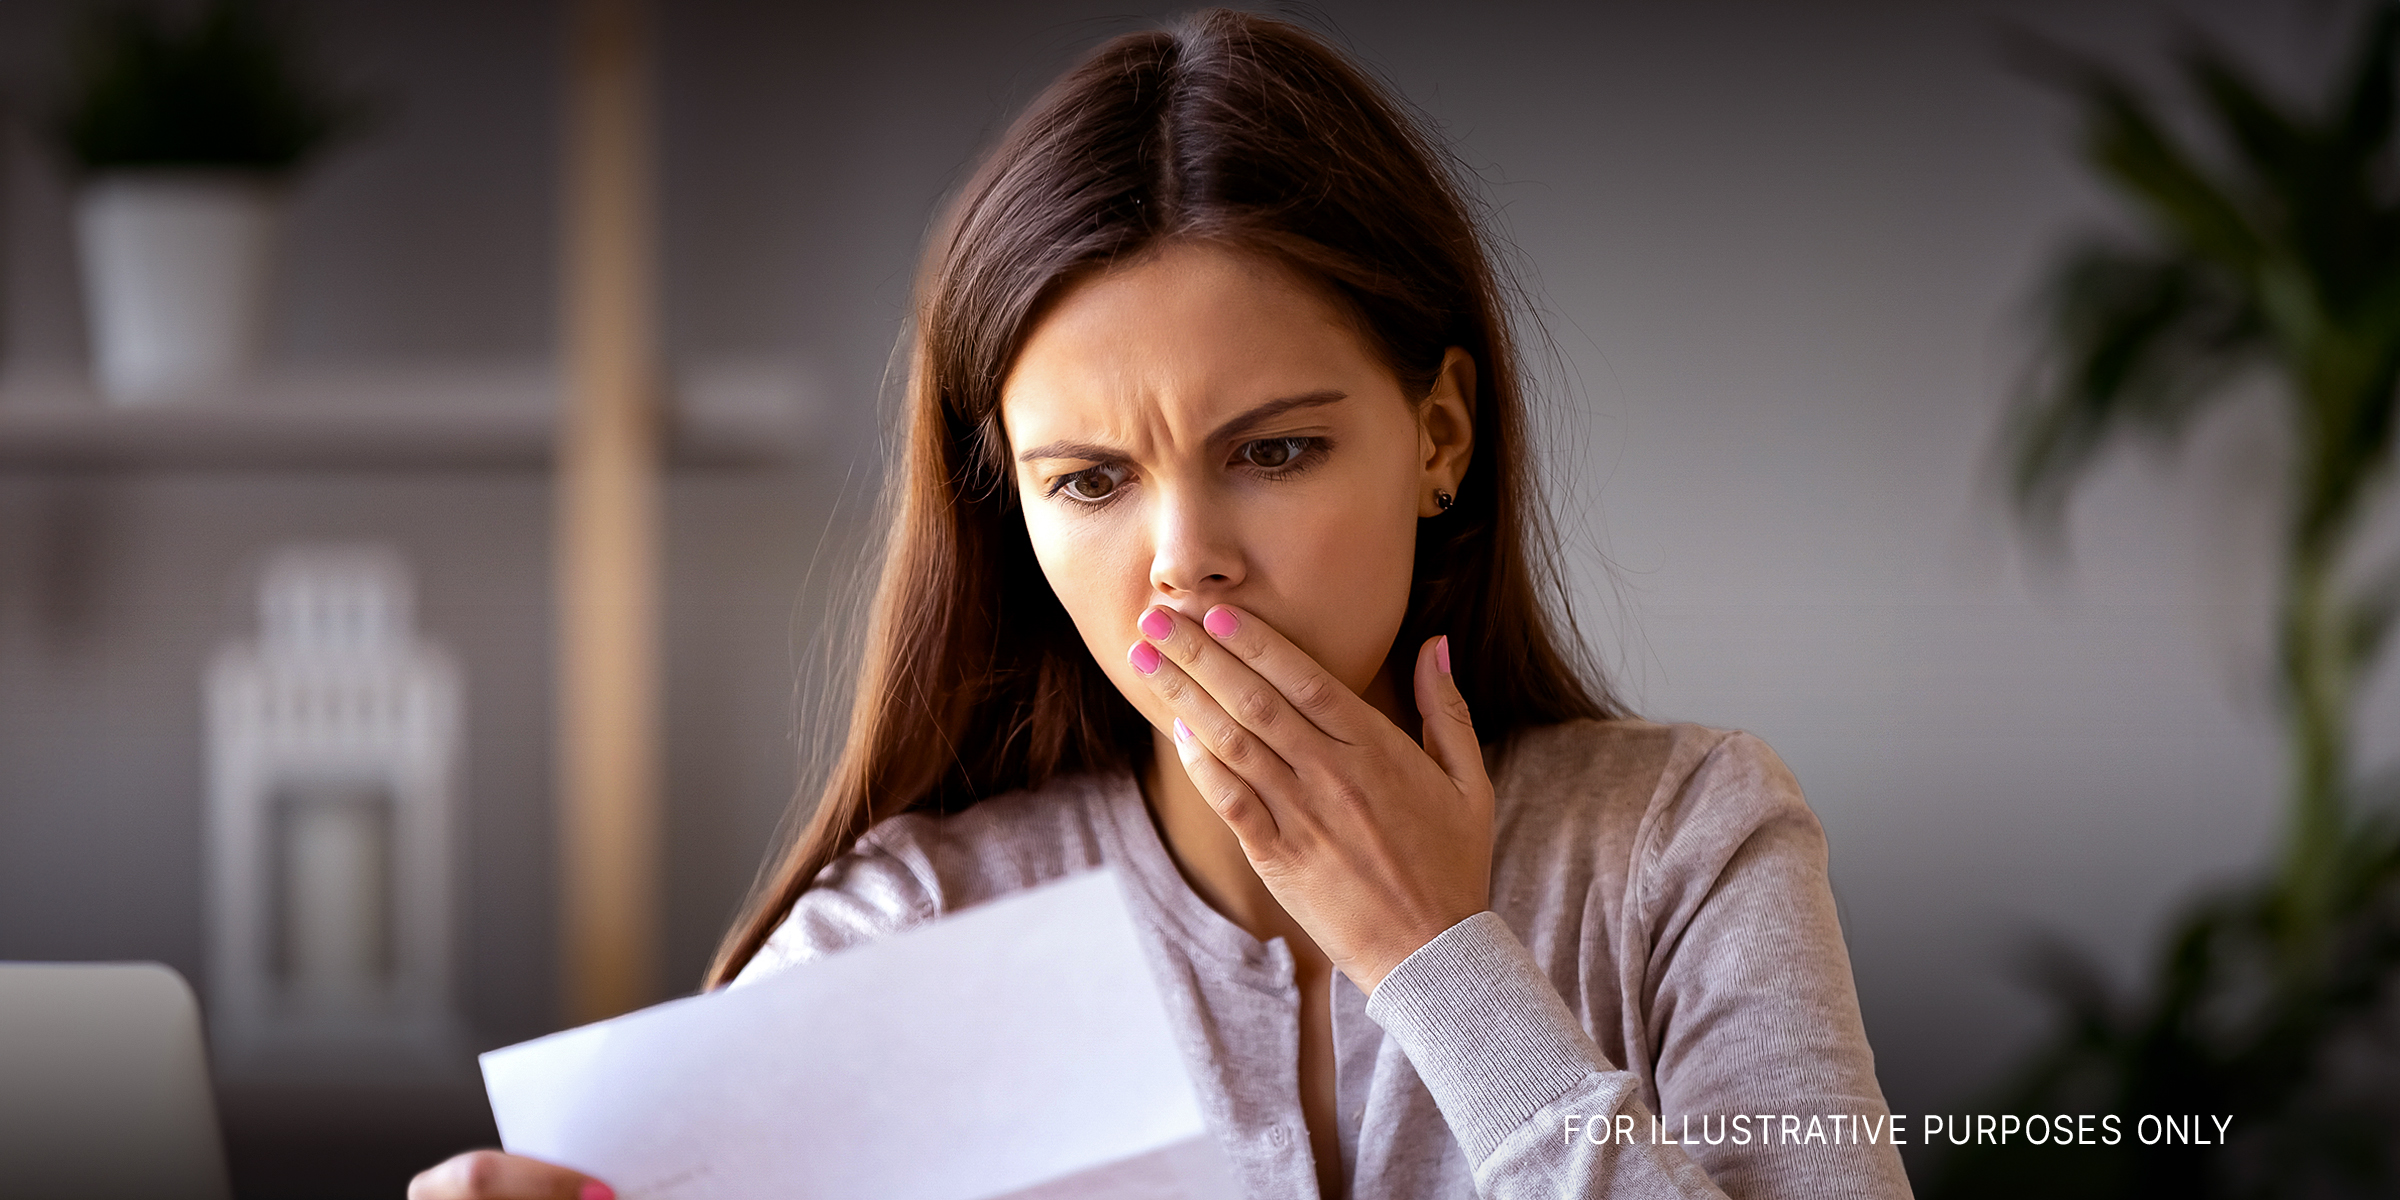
0;358;821;469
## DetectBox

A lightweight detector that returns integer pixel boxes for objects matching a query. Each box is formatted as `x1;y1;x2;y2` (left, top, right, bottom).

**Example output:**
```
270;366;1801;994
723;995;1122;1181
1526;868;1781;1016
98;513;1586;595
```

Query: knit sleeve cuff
1363;911;1614;1164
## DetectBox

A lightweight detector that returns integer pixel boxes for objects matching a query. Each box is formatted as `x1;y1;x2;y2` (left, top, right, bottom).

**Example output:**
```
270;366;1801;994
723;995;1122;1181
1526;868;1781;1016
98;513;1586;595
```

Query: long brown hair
705;9;1628;988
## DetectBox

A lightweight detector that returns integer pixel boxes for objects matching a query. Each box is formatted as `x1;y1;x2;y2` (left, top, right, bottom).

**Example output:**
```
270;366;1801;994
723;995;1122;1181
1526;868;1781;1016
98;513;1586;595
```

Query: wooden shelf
0;359;822;470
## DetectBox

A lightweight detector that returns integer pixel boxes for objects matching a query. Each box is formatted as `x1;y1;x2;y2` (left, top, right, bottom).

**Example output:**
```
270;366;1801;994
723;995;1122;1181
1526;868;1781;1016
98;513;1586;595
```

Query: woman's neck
1141;732;1294;944
1136;660;1412;948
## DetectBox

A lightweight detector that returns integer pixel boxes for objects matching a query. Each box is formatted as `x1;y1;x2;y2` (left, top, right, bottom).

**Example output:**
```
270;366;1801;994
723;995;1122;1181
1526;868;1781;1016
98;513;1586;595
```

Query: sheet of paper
480;868;1240;1200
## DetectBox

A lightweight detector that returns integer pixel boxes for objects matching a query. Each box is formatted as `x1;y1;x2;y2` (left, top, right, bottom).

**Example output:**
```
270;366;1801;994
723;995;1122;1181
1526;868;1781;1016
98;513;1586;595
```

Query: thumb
1413;634;1484;789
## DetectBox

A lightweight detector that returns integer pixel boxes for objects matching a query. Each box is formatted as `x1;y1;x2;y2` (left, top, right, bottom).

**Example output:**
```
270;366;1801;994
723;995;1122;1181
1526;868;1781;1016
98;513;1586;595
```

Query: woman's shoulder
1487;718;1834;991
735;771;1126;985
1491;717;1820;864
849;769;1125;909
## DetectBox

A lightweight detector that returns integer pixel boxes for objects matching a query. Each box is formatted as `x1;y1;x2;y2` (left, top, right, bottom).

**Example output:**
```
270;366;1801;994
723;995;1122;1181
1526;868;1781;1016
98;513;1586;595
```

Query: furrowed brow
1206;390;1347;444
1013;390;1347;464
1015;439;1124;464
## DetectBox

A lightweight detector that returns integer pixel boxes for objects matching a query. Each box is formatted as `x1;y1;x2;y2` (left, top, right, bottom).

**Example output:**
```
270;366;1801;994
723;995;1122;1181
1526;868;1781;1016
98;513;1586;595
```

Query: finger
1172;716;1282;846
1412;634;1488;792
1128;633;1300;793
407;1150;607;1200
1158;603;1370;748
1138;605;1330;757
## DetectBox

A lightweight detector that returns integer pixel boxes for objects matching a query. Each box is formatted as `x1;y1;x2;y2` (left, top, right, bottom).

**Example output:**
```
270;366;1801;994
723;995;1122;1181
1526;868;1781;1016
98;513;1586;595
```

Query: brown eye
1242;438;1303;468
1061;466;1121;501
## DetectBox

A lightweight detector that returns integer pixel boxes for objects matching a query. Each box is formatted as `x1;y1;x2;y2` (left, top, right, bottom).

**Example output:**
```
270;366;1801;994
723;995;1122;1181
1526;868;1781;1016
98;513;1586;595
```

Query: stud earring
1434;489;1454;512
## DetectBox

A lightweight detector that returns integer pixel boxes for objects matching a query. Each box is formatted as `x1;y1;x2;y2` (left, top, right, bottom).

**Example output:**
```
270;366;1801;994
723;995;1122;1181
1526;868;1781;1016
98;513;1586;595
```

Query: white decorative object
206;544;464;1077
76;172;282;404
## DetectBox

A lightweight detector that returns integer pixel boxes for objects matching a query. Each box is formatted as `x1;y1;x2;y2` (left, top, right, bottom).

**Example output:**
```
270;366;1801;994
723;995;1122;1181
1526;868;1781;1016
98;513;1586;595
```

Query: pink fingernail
1173;717;1194;744
1129;642;1162;675
1436;635;1451;674
1140;607;1173;640
1204;607;1240;638
581;1183;615;1200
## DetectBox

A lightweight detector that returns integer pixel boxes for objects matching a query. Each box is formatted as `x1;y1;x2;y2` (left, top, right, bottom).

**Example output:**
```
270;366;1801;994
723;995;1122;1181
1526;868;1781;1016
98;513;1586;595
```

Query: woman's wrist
1363;912;1613;1165
1347;908;1488;996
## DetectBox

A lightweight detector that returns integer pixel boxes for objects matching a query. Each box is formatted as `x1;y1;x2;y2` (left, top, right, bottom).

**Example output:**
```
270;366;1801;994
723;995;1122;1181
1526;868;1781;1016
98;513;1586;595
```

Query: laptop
0;962;233;1200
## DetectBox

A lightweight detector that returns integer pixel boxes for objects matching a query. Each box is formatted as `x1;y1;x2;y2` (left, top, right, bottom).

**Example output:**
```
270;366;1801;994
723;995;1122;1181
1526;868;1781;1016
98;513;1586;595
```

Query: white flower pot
76;172;284;405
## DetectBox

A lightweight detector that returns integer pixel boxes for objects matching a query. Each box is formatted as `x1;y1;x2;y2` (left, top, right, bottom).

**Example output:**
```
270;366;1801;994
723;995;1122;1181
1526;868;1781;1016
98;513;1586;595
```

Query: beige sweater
733;719;1914;1199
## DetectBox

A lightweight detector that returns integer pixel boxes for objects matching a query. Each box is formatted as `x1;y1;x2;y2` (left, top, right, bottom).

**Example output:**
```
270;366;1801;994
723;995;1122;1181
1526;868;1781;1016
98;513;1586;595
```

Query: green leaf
2008;245;2263;529
2084;75;2267;277
52;0;365;173
2332;3;2400;159
2186;42;2315;204
2343;555;2400;675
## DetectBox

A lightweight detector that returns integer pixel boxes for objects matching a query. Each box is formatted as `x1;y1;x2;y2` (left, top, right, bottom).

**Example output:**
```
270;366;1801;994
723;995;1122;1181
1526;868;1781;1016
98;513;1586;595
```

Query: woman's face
999;242;1473;734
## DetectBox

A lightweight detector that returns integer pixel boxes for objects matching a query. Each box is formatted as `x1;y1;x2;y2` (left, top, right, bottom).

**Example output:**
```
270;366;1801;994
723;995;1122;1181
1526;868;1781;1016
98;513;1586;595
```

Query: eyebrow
1014;390;1348;464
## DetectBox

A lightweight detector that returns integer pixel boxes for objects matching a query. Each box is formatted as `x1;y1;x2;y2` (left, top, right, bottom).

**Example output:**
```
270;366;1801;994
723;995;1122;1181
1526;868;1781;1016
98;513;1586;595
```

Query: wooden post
555;0;661;1024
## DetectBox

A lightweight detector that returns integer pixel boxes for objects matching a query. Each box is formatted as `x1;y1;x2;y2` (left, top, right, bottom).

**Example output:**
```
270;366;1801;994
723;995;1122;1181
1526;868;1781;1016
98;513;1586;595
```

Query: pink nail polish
1140;608;1173;640
1436;635;1451;674
1173;717;1193;744
1204;607;1240;638
580;1182;615;1200
1129;642;1162;675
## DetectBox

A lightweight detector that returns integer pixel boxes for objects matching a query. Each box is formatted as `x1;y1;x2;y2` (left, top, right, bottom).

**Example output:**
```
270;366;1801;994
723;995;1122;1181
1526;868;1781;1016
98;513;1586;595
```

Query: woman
415;10;1910;1199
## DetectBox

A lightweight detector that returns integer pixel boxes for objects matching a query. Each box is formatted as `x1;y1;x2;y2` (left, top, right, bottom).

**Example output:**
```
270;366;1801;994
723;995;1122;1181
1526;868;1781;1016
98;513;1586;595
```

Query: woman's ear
1417;347;1476;517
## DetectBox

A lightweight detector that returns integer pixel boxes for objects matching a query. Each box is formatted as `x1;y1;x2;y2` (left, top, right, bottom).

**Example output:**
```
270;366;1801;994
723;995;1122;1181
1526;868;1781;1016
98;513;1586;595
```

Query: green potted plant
53;0;357;404
1929;6;2400;1197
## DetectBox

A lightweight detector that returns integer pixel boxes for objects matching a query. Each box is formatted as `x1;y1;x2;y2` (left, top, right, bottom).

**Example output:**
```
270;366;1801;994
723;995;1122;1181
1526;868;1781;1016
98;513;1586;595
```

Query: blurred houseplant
1932;6;2400;1199
53;0;357;403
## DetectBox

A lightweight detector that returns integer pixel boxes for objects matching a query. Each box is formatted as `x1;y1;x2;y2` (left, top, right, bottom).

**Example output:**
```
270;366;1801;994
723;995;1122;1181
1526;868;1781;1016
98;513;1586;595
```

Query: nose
1148;491;1244;600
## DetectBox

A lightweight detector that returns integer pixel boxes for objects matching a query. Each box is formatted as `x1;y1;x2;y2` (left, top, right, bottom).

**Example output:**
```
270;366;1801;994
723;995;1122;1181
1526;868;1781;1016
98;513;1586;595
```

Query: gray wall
3;0;2395;1172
